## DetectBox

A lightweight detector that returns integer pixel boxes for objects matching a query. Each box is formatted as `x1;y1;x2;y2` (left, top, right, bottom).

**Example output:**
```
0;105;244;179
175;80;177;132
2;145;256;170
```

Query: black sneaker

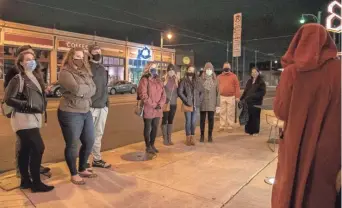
146;147;156;155
92;160;112;169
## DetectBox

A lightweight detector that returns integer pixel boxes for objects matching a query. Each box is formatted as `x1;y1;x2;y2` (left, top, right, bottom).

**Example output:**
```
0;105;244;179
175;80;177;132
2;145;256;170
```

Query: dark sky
0;0;329;67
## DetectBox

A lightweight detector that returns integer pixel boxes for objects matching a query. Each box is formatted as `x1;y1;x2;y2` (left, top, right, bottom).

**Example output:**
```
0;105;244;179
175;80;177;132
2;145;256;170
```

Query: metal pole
242;46;245;84
226;41;229;62
254;50;258;67
317;11;322;24
160;32;163;72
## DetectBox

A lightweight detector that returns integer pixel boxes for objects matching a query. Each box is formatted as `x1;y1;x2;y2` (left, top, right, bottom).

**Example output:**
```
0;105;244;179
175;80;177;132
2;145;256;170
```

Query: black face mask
187;72;195;77
223;68;231;72
92;54;102;62
73;59;84;68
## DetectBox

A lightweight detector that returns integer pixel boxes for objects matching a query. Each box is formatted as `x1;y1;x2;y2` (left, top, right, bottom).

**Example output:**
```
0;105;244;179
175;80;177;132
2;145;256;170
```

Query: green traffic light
300;18;305;24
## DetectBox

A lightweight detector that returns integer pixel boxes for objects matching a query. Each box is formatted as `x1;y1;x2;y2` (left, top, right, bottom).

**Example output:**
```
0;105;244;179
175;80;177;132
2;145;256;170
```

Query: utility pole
226;41;229;62
317;11;322;24
254;50;258;68
242;47;246;84
160;32;164;65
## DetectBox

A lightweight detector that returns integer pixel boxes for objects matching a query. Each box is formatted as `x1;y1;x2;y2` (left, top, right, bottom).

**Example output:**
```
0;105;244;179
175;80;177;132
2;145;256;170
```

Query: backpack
1;74;24;118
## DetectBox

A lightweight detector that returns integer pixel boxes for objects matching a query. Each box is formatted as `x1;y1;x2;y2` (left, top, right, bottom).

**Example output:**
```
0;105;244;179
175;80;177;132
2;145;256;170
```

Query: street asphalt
0;90;275;172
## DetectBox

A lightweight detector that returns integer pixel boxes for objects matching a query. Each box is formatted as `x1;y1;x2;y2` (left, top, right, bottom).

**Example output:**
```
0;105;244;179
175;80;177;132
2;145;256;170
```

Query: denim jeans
184;107;198;136
58;110;95;176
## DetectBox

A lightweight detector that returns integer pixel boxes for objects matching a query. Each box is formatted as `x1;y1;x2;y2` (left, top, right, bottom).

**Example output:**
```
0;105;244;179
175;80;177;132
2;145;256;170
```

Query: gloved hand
216;107;221;114
155;105;161;110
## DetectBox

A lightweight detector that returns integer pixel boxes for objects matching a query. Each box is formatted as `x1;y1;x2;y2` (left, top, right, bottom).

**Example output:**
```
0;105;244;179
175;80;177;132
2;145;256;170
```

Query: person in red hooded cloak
272;23;341;208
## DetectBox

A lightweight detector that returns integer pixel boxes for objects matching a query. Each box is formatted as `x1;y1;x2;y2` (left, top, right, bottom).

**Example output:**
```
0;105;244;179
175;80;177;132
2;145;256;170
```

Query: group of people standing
2;42;267;193
137;60;266;154
3;44;112;191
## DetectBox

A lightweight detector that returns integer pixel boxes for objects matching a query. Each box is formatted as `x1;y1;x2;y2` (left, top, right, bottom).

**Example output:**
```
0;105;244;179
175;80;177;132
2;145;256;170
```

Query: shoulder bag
1;74;24;118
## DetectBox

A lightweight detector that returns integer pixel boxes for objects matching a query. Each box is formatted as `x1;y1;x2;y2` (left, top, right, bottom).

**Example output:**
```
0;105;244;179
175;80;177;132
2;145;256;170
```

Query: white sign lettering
66;42;89;50
326;1;342;33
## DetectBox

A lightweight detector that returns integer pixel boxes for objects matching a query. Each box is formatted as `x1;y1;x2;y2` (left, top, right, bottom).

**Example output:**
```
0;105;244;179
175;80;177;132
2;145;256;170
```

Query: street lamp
299;11;322;24
167;33;173;40
274;60;278;64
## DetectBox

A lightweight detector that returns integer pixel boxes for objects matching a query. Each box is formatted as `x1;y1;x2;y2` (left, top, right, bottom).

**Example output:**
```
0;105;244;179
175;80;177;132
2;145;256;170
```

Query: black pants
162;105;177;125
143;118;160;148
336;189;341;208
200;111;215;136
245;106;261;135
16;128;45;185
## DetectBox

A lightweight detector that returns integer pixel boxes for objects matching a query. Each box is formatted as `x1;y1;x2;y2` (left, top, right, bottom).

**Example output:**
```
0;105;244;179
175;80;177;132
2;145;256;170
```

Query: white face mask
168;70;175;77
206;69;213;76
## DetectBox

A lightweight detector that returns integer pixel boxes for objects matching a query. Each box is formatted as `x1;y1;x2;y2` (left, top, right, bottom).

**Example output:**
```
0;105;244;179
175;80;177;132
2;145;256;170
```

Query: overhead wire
16;0;287;59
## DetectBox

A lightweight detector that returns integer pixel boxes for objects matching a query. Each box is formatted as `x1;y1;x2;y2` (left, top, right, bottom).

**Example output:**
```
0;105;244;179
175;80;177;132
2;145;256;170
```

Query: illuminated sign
326;1;342;33
137;46;152;60
58;41;89;50
182;56;190;65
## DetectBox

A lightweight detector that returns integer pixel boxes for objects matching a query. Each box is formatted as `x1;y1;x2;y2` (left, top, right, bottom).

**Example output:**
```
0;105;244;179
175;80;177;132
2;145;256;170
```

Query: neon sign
137;46;152;60
326;1;342;33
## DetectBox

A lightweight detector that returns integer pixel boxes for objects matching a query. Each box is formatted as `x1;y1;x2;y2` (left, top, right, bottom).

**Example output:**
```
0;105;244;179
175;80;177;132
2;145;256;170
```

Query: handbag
134;78;149;117
181;104;193;112
163;85;175;112
1;74;24;118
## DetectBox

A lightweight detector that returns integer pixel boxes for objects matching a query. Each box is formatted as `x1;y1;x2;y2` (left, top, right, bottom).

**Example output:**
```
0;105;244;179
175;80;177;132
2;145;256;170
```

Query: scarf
203;75;215;91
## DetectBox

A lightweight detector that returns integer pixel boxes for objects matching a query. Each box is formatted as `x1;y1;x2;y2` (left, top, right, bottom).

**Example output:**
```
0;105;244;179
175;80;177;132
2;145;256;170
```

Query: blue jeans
184;107;198;136
57;110;95;176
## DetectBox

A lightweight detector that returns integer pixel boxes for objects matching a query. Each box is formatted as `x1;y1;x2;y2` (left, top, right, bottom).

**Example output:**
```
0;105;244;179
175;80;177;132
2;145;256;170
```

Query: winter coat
199;76;220;112
178;77;204;108
272;24;341;208
90;62;109;108
240;76;266;106
58;67;96;113
138;76;166;119
217;72;240;97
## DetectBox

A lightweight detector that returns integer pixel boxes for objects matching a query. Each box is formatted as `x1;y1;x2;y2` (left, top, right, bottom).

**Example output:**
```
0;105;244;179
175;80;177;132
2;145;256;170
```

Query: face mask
168;70;175;77
223;68;231;72
73;59;84;68
92;54;101;62
150;68;158;77
206;69;213;76
25;60;37;72
187;72;195;77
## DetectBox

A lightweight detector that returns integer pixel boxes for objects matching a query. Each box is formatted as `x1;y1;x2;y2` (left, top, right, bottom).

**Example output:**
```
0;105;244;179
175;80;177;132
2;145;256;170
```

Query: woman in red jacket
138;62;166;154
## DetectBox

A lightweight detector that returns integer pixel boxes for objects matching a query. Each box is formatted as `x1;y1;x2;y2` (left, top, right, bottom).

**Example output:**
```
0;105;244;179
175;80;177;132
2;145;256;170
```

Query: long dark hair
15;51;46;90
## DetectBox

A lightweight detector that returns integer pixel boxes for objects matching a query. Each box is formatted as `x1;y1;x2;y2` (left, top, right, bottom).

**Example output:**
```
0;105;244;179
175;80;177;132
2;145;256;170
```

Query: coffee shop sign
326;1;342;33
66;42;89;50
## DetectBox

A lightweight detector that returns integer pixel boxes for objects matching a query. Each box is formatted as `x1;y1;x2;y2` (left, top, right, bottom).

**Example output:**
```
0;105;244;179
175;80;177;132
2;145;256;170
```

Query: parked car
46;82;62;97
108;81;137;95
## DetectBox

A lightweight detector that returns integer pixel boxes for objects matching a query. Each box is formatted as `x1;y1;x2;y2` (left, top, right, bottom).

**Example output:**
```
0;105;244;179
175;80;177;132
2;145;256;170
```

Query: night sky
0;0;330;67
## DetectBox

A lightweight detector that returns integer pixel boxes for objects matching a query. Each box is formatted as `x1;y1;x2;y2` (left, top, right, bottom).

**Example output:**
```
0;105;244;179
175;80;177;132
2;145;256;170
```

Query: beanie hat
204;62;214;70
88;44;101;54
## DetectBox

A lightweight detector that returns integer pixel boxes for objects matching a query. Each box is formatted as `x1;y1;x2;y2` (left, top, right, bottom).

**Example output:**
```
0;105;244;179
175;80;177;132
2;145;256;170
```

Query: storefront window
129;59;149;85
3;46;50;83
102;56;125;84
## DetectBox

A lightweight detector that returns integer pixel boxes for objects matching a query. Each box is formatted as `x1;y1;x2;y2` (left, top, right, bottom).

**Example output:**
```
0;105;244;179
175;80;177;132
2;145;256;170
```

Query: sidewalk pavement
0;111;278;208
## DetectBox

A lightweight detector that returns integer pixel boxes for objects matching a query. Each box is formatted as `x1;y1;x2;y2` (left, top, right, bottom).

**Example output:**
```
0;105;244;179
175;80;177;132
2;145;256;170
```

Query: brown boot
190;135;196;146
186;136;191;146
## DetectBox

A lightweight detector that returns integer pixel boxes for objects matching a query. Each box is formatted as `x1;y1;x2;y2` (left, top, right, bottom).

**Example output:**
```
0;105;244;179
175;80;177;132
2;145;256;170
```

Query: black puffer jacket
4;73;47;114
178;77;204;108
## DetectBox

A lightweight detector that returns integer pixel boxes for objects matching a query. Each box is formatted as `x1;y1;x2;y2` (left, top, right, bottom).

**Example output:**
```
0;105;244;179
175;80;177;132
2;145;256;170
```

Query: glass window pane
103;56;109;65
120;59;124;65
109;57;114;65
113;58;119;65
129;59;133;65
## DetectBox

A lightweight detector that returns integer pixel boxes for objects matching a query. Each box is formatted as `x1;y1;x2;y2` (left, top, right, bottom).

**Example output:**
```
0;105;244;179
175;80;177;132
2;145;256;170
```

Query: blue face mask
25;60;37;72
150;68;158;76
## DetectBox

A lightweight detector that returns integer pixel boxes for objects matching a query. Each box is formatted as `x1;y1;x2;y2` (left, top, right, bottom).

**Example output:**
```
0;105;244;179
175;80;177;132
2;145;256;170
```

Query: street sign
233;13;242;57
